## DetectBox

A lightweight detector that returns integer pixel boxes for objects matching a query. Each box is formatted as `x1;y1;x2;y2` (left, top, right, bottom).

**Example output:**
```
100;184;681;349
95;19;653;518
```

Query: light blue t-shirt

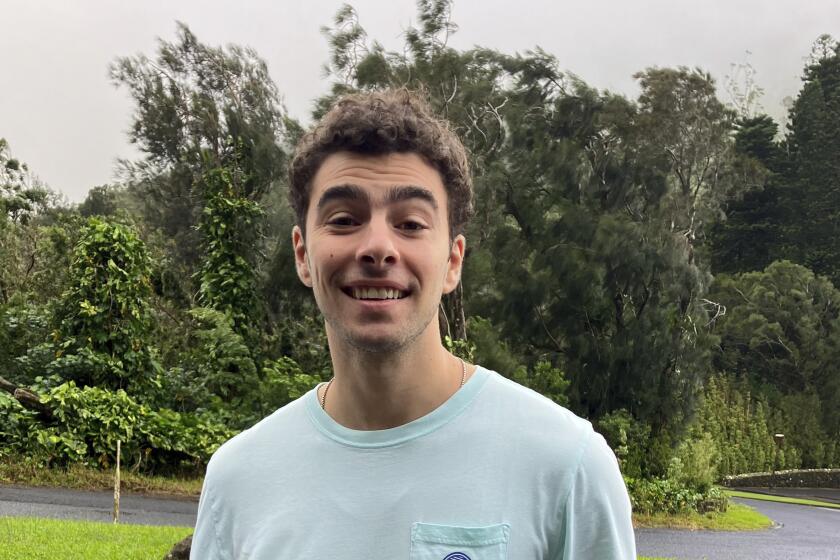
191;366;636;559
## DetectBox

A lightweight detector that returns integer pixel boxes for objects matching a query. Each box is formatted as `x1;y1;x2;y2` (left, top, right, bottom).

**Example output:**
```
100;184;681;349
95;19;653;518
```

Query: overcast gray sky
2;0;838;203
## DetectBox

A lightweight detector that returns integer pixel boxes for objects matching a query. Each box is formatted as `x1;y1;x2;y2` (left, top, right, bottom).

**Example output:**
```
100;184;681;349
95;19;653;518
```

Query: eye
326;215;357;227
398;220;426;232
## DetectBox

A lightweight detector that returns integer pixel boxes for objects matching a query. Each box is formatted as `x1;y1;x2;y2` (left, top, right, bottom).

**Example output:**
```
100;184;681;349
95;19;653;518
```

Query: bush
669;432;719;491
0;382;235;474
625;476;728;515
596;409;651;478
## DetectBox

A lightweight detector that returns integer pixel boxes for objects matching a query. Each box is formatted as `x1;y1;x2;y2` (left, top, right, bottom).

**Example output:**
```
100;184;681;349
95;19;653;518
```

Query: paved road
0;485;197;527
636;498;840;560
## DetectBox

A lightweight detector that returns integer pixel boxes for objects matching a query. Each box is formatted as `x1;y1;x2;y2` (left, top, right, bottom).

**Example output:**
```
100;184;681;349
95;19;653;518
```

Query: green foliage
0;138;53;225
787;35;840;285
511;361;569;407
158;307;258;416
0;382;234;474
110;22;290;301
712;35;840;287
668;432;718;492
443;335;476;363
256;357;321;417
195;156;263;336
597;409;652;479
708;260;840;447
687;373;839;475
466;316;524;378
54;218;160;392
626;476;728;515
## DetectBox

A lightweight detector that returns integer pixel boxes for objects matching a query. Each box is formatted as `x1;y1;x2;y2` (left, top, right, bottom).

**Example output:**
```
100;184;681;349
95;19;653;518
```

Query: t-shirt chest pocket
409;522;510;560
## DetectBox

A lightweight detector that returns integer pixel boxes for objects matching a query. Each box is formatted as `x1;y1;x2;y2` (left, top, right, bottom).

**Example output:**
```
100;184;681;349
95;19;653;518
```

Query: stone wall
723;469;840;488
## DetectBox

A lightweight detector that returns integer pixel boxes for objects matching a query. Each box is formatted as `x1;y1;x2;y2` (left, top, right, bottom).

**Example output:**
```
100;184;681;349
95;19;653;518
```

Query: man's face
292;151;465;353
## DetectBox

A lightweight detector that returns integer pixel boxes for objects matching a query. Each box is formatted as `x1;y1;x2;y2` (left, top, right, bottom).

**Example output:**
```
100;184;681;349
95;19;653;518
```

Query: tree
195;153;262;336
0;140;69;307
52;218;160;392
708;260;840;448
633;67;744;251
110;23;290;301
785;35;840;284
708;114;790;274
0;138;52;225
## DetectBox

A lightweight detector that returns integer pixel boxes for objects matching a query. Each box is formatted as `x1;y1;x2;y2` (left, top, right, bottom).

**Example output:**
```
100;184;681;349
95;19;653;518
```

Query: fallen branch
0;375;54;421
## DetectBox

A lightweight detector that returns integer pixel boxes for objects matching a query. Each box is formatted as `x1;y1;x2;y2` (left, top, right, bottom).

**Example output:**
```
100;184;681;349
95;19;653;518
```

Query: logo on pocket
443;554;471;560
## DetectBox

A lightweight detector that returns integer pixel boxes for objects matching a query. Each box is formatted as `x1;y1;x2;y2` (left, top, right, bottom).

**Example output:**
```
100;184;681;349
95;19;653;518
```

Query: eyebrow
316;184;438;211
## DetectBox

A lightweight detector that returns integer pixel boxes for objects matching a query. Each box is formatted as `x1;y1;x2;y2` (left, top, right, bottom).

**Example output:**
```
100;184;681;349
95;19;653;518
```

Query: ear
442;234;466;295
292;225;313;287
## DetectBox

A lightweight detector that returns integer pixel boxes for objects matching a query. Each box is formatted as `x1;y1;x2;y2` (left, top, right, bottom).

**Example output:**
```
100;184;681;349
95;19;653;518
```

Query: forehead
310;151;447;206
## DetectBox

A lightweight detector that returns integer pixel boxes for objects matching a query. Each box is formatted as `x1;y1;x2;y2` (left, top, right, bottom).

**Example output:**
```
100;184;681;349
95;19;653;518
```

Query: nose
356;215;399;268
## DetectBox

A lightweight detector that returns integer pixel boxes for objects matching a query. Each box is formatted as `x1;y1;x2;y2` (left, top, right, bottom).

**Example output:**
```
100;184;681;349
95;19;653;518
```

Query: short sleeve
190;470;231;560
557;430;636;559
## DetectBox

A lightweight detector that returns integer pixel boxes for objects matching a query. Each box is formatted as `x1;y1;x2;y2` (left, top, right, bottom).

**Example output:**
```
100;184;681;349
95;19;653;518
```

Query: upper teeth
352;287;406;300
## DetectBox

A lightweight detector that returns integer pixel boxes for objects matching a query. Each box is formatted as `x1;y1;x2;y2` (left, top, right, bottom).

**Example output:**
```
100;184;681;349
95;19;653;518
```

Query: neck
319;326;471;430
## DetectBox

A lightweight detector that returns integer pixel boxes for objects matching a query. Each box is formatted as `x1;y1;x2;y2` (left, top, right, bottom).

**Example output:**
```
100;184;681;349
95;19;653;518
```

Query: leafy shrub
625;476;728;515
53;218;161;392
157;307;258;414
669;432;719;491
597;409;651;479
255;357;321;417
0;383;234;474
0;393;37;458
0;301;52;385
511;361;569;407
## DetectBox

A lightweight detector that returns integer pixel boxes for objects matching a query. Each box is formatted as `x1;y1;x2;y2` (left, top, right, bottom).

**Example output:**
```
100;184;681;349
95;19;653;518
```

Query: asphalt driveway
0;484;197;527
636;497;840;560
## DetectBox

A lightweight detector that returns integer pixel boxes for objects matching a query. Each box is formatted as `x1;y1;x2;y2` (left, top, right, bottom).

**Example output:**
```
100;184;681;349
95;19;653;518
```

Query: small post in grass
113;439;121;524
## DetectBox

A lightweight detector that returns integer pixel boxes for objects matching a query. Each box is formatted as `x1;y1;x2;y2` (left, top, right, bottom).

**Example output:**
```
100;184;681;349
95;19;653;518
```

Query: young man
191;89;636;559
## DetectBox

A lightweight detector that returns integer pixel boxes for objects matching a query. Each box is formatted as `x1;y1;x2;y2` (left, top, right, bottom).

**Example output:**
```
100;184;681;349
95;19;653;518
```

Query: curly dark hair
288;88;473;238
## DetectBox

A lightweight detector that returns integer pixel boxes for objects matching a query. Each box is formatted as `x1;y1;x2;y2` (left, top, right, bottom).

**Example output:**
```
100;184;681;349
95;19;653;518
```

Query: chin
345;334;407;354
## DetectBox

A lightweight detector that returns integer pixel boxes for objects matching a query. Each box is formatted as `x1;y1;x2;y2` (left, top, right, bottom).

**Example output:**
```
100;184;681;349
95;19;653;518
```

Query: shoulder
477;367;594;438
472;367;598;467
203;393;311;485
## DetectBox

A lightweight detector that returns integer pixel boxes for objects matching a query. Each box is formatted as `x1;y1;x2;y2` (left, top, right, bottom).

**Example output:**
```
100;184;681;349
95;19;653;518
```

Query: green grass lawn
0;456;203;497
0;517;192;560
633;502;773;531
725;489;840;510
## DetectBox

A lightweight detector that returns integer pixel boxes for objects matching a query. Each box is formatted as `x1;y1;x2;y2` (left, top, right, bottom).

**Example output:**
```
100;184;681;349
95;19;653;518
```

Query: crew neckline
305;365;490;448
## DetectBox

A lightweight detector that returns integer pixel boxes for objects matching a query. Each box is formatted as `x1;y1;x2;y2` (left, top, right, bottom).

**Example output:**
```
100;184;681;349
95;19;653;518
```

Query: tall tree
633;67;742;252
786;34;840;284
110;23;290;303
708;114;790;274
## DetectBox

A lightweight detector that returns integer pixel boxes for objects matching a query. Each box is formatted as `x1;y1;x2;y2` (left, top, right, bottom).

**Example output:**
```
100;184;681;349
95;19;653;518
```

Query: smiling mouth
342;287;410;300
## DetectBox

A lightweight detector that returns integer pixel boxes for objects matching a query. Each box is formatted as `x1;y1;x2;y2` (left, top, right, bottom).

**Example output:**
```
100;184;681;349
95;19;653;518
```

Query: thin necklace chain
320;358;467;411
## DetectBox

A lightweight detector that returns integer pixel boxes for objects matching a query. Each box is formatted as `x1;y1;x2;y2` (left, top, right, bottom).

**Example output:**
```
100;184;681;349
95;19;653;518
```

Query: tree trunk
440;282;467;342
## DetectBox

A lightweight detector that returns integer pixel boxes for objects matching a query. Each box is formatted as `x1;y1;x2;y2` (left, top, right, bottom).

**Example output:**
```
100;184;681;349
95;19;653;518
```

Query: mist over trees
2;1;838;482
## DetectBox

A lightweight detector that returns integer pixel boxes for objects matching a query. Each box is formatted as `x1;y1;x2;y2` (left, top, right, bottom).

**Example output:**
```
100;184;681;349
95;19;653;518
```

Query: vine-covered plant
54;218;160;392
195;153;263;338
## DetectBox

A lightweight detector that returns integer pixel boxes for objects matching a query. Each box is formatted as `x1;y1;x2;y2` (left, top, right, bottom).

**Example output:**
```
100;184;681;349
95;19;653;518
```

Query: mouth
342;286;411;301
